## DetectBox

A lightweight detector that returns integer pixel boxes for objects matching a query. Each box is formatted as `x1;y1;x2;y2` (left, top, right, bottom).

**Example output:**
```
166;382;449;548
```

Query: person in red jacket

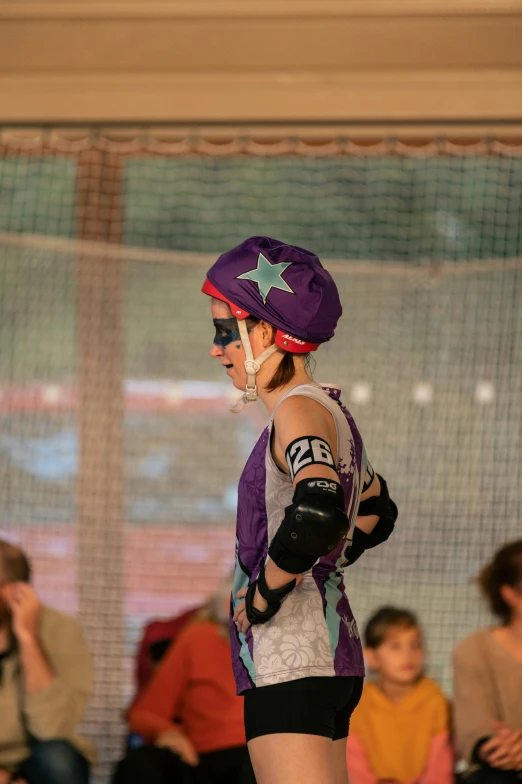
133;607;200;702
113;574;255;784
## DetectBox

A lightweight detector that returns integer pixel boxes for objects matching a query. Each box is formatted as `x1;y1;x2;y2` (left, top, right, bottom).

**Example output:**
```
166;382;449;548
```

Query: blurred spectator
0;539;95;784
113;574;255;784
346;606;453;784
453;540;522;783
134;609;200;700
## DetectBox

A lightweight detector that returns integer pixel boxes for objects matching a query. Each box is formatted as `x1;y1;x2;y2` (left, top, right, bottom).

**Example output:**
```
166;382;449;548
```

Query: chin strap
229;319;278;414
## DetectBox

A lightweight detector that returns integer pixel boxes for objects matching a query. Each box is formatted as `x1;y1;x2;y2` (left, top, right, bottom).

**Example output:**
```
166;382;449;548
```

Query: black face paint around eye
213;318;241;348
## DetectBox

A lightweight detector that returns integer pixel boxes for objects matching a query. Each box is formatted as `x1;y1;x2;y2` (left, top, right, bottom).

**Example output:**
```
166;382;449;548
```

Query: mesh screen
0;133;521;780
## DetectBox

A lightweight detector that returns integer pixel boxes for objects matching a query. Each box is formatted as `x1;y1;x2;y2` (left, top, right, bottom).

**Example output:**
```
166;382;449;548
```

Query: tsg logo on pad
307;480;338;493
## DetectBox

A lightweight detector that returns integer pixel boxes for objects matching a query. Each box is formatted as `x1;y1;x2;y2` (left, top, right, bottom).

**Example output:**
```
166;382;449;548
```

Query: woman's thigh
248;732;336;784
243;676;361;784
332;738;349;784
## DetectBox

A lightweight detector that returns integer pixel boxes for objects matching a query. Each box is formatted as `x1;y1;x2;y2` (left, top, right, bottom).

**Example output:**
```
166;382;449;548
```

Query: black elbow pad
345;475;397;565
268;478;348;574
357;475;397;523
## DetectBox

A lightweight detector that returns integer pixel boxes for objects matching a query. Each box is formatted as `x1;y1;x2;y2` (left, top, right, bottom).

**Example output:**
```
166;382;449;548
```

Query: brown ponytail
245;316;313;392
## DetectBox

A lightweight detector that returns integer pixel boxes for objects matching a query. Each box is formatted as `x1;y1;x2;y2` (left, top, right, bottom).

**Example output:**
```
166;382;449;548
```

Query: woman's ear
499;583;520;612
259;320;276;349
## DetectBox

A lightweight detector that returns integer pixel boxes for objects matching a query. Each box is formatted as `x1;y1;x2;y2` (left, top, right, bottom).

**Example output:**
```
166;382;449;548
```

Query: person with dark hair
453;540;522;783
0;540;95;784
202;237;398;784
346;606;453;784
115;574;256;784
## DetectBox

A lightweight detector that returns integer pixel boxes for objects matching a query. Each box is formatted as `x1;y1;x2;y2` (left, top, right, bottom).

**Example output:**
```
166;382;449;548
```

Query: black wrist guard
244;563;296;626
344;527;370;566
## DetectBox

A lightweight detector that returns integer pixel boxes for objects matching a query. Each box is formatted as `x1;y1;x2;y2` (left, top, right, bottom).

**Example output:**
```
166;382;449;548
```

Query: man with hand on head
0;540;95;784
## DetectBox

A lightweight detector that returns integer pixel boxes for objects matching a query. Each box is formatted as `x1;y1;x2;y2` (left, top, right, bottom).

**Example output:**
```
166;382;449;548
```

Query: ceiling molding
2;0;522;18
1;70;521;124
3;16;521;73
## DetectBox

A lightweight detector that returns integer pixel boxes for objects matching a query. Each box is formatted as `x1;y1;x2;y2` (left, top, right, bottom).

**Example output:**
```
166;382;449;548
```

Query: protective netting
0;132;521;781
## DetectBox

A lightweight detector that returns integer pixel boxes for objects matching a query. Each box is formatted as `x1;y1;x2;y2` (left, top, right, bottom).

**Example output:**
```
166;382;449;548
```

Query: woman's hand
481;724;522;770
233;570;303;635
233;587;265;635
155;729;199;767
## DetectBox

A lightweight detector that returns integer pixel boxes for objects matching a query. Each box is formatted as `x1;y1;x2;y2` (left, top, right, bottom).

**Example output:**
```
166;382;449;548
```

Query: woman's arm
453;638;499;764
272;395;339;479
233;395;347;632
271;397;397;570
354;473;381;534
345;468;397;566
265;395;340;589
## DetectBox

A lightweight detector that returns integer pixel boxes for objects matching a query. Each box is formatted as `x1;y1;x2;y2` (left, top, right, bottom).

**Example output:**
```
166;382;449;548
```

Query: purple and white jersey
230;383;367;694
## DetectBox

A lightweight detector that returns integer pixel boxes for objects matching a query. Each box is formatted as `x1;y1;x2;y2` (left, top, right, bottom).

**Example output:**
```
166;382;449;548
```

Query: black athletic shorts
243;675;363;742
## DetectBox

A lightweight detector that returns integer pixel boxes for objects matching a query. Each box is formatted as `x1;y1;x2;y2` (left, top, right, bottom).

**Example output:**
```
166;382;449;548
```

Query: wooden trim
1;70;522;124
2;0;521;18
1;232;520;277
76;150;125;775
2;232;521;276
2;126;522;146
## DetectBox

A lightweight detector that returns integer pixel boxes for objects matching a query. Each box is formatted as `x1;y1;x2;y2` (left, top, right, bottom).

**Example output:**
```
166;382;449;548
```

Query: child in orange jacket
346;606;454;784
